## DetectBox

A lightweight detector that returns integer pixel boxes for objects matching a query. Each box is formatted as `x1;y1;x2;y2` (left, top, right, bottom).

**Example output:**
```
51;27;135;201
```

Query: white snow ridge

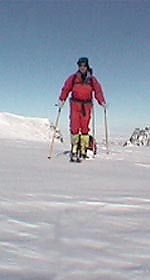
0;112;63;143
0;112;50;142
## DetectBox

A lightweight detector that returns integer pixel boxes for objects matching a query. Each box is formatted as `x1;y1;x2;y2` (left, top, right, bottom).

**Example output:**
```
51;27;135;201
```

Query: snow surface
0;113;150;280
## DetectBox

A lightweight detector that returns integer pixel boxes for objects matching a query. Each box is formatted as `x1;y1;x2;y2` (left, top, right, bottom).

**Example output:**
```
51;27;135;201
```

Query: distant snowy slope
0;112;130;146
0;112;50;142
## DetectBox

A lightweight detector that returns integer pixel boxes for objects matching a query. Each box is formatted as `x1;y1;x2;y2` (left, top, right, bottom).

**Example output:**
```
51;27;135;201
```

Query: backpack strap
71;74;77;88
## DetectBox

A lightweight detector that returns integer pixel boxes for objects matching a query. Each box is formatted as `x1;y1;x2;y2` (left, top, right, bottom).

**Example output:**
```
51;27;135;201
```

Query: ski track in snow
135;163;150;168
0;139;150;280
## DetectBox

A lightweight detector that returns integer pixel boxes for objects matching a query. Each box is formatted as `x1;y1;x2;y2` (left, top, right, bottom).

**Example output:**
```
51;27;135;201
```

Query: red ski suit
59;71;106;135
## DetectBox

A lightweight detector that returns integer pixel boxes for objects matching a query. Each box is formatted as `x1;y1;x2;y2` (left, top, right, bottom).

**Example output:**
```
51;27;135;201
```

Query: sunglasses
78;63;87;68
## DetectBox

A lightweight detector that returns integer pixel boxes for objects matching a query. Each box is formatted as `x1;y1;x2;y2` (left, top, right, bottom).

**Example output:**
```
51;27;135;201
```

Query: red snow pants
70;100;92;135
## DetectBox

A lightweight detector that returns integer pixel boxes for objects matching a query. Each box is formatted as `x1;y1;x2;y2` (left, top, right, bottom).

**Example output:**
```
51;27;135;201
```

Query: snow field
0;138;150;279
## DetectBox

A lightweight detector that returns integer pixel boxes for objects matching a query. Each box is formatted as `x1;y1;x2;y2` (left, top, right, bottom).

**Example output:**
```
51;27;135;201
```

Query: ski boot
70;134;81;162
80;134;89;159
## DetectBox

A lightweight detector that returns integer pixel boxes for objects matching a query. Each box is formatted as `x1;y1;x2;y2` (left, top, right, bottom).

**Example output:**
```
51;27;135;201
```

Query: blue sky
0;0;150;133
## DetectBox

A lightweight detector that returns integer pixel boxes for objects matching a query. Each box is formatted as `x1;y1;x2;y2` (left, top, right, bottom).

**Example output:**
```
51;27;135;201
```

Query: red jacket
59;71;106;105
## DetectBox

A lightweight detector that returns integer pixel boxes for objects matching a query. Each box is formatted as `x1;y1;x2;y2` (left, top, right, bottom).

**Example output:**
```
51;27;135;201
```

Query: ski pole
48;107;61;159
92;102;96;157
104;106;109;154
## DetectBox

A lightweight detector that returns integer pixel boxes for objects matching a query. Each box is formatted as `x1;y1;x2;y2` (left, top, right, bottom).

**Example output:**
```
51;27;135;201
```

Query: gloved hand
102;102;109;109
56;100;65;109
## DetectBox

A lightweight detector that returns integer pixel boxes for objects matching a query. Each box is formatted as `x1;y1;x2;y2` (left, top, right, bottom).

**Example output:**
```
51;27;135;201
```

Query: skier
58;57;107;161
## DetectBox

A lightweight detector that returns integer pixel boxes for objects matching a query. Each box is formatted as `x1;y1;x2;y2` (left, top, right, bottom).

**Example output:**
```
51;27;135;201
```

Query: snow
0;113;150;279
0;112;50;142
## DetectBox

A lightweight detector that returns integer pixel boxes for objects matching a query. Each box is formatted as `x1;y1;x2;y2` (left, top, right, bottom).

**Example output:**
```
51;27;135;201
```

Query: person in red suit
58;57;106;161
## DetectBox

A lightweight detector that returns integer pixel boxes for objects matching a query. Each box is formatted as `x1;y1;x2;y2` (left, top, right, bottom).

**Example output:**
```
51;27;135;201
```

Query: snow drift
0;112;63;142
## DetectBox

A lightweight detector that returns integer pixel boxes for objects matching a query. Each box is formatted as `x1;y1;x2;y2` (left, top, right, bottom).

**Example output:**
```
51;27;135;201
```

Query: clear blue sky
0;0;150;133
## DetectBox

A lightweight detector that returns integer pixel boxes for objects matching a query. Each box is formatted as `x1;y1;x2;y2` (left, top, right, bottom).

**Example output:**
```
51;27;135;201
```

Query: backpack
88;135;97;155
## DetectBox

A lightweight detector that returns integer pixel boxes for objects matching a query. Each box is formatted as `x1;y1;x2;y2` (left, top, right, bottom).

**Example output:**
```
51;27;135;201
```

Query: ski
48;150;96;162
70;154;82;163
70;159;82;163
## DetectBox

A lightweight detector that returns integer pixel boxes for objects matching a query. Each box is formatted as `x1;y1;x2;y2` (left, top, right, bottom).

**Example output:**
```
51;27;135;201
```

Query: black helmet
77;57;89;66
